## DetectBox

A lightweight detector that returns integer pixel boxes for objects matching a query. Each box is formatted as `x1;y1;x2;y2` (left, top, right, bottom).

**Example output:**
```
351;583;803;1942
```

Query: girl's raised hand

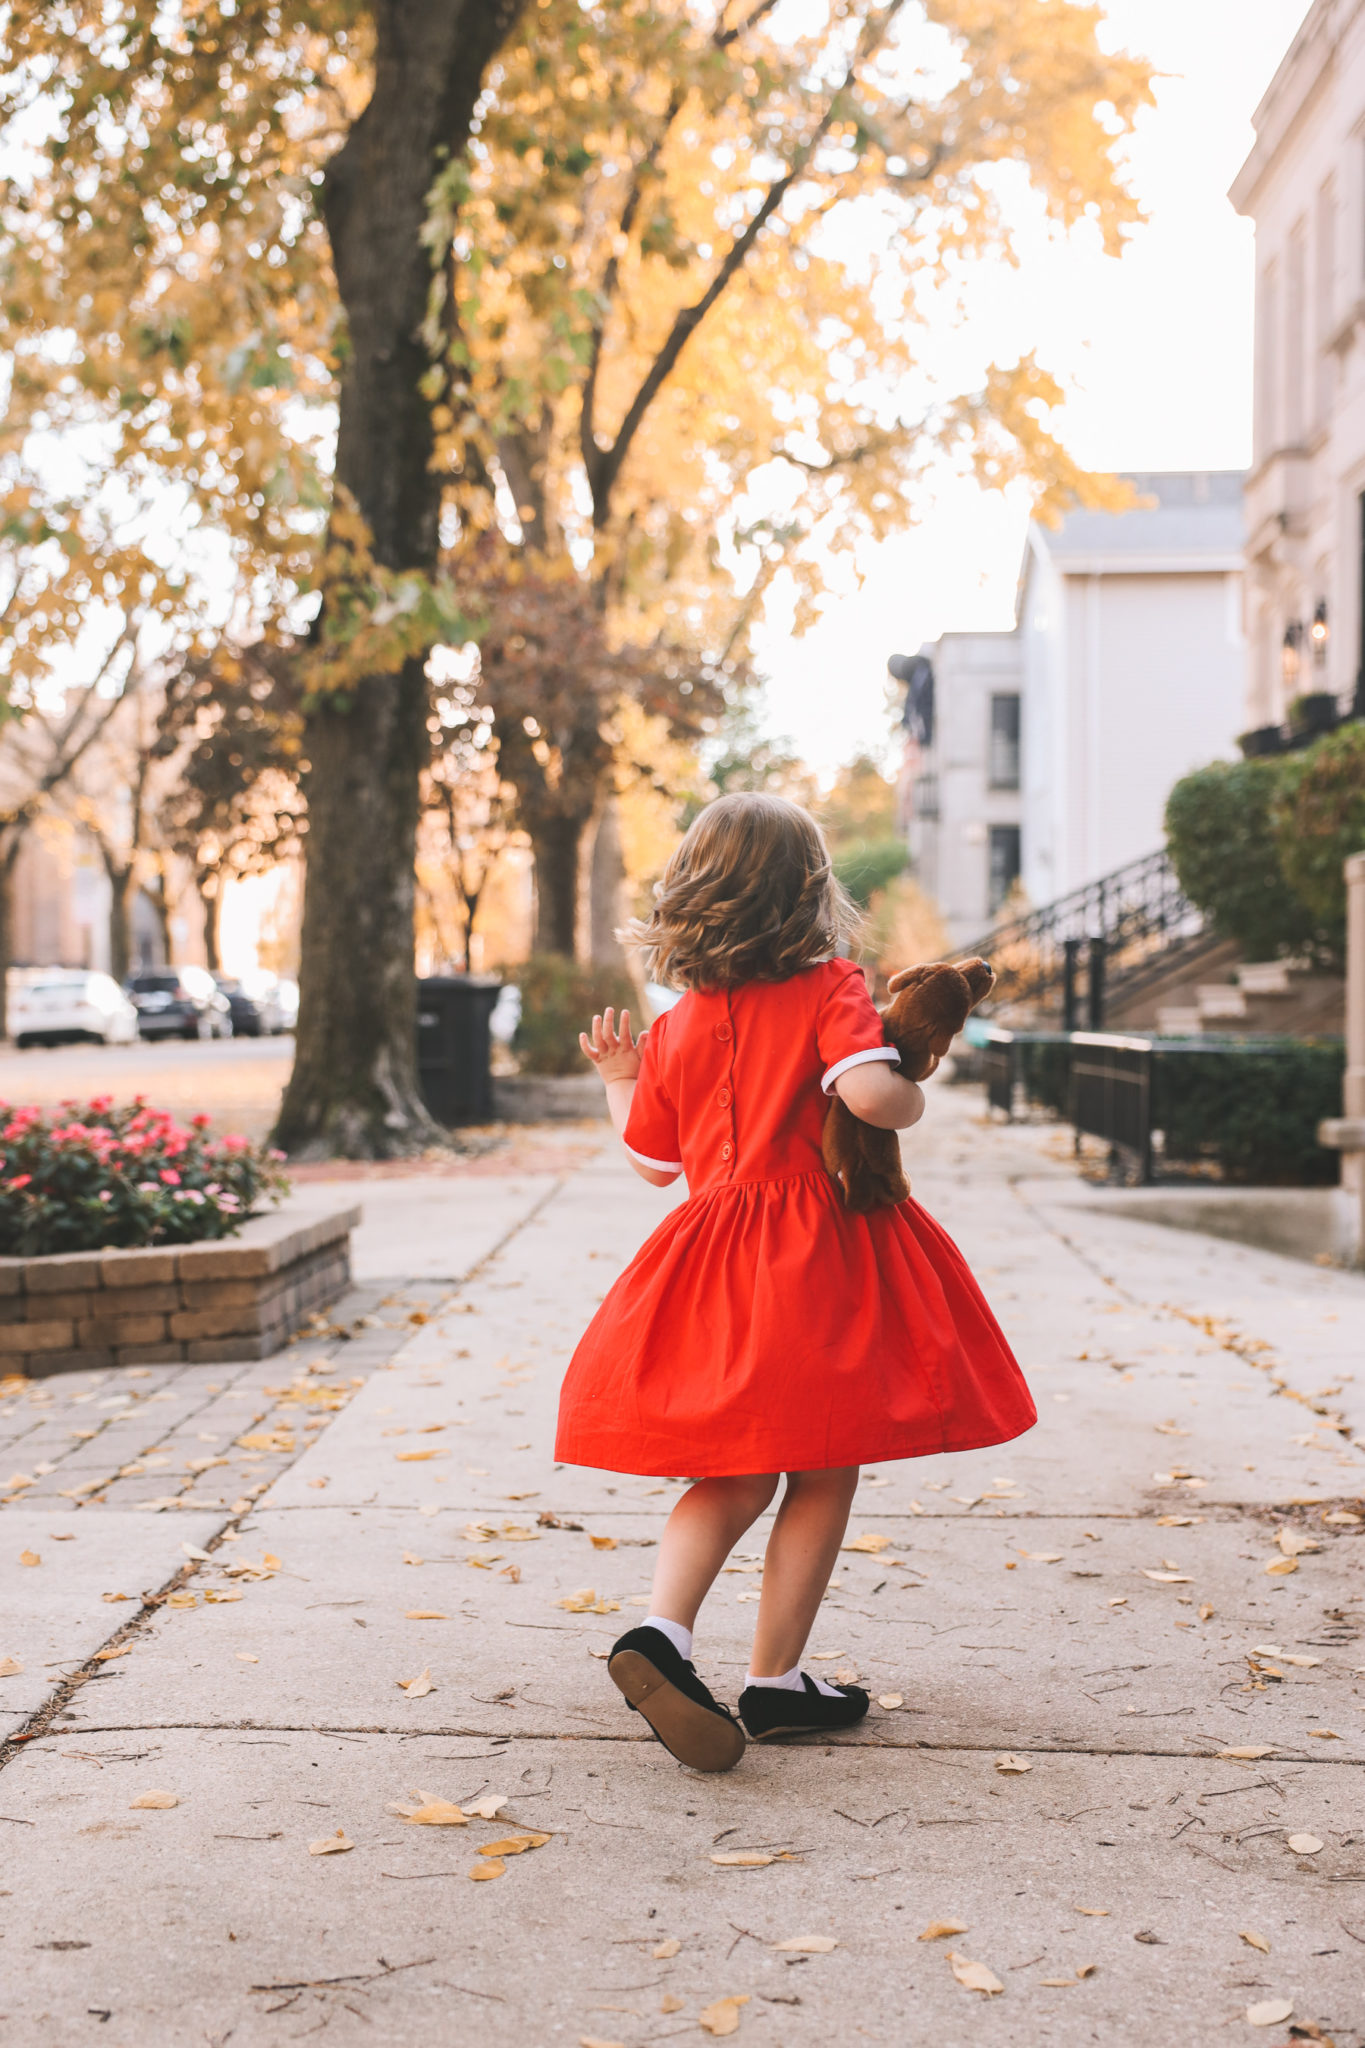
579;1007;644;1083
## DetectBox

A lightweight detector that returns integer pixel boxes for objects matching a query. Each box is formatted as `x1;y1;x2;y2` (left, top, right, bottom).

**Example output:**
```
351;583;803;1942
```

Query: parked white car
8;968;139;1048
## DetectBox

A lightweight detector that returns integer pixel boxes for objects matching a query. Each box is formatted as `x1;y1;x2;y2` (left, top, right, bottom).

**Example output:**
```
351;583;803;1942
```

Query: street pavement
0;1079;1362;2046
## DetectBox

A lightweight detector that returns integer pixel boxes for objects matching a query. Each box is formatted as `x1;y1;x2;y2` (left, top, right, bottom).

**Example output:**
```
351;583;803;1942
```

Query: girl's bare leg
748;1466;860;1676
647;1474;780;1632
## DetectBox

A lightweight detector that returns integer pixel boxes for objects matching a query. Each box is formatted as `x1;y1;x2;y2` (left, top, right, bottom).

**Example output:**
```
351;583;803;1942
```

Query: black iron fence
956;846;1204;1024
973;1025;1344;1186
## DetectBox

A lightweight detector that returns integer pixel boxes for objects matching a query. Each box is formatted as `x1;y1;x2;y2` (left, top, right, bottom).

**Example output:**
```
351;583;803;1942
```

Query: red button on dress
718;1088;731;1107
556;958;1035;1479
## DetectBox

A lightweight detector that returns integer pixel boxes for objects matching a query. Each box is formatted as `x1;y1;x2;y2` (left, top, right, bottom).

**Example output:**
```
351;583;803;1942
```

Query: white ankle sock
644;1614;693;1661
744;1662;842;1697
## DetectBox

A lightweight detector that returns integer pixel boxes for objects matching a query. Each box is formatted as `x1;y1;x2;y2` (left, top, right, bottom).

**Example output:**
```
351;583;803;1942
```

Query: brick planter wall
0;1200;362;1378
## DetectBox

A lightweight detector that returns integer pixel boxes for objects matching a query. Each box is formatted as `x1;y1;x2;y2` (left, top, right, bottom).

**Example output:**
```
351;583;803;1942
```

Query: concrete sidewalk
0;1082;1362;2046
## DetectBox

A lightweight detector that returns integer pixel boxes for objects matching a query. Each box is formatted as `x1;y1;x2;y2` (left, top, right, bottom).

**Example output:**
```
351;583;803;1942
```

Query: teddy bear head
880;957;995;1077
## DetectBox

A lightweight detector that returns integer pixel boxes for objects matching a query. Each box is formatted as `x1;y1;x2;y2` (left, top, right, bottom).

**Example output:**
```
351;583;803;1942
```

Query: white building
900;474;1247;947
1231;0;1365;732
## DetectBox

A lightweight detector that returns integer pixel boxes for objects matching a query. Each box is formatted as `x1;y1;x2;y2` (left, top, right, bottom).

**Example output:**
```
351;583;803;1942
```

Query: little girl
556;792;1035;1772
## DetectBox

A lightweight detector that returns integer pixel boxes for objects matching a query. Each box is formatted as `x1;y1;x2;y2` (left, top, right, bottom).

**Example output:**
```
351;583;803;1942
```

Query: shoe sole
745;1720;866;1740
608;1648;746;1773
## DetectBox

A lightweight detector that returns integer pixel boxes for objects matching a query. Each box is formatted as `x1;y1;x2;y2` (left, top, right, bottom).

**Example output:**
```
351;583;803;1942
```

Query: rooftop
1031;470;1246;574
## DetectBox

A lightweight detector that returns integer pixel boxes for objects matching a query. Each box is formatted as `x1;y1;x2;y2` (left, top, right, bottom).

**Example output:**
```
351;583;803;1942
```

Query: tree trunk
0;835;20;1041
273;0;525;1159
589;795;629;967
201;877;223;973
529;815;587;957
108;866;137;985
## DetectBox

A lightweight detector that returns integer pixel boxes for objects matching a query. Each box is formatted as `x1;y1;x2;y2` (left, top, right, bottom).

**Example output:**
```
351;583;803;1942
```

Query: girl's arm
834;1061;926;1131
579;1008;681;1187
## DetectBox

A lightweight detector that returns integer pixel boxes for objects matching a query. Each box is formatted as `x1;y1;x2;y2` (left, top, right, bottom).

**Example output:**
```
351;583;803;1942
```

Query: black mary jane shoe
738;1673;871;1740
607;1625;746;1773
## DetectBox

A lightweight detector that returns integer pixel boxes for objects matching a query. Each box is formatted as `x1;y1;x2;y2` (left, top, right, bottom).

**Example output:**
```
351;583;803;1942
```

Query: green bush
513;955;638;1076
1271;723;1365;962
0;1097;288;1258
1164;758;1313;960
1152;1040;1344;1184
832;835;908;909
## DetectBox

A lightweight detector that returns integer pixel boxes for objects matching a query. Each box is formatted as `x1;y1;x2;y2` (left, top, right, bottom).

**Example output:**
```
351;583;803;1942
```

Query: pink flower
8;1174;32;1190
160;1169;181;1186
191;1113;211;1129
98;1190;113;1202
222;1134;248;1153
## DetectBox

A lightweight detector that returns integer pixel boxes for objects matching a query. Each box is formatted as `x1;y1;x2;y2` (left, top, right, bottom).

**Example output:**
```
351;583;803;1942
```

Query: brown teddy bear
822;957;995;1212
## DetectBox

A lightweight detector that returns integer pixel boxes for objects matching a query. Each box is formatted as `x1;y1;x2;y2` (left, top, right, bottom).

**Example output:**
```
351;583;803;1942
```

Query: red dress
555;959;1035;1476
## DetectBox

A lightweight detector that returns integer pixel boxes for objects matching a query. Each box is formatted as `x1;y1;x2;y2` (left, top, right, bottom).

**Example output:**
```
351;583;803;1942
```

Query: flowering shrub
0;1098;290;1258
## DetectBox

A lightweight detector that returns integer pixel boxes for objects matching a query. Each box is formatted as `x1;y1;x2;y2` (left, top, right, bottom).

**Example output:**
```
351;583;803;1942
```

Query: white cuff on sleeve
821;1045;902;1094
626;1145;684;1173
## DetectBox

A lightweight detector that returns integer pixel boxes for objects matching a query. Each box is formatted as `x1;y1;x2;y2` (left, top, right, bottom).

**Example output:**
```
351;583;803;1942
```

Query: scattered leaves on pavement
699;1994;750;2036
1246;1999;1293;2028
404;1610;448;1621
557;1589;620;1614
130;1791;179;1809
1074;1907;1109;1917
1141;1570;1192;1584
479;1832;550;1856
842;1533;890;1553
463;1796;509;1820
93;1645;129;1662
918;1921;968;1941
772;1935;837;1952
470;1858;505;1880
1286;1833;1323;1855
397;1668;435;1698
1264;1557;1297;1577
946;1951;1003;1996
18;1550;39;1567
711;1851;781;1867
1276;1528;1320;1557
1220;1746;1276;1761
995;1754;1032;1774
308;1830;353;1855
653;1938;681;1958
589;1534;618;1550
1239;1930;1271;1954
0;1656;22;1677
877;1693;904;1710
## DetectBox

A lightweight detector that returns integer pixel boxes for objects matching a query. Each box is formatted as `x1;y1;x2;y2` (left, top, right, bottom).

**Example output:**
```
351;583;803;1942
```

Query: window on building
1286;220;1306;445
987;694;1021;789
913;772;939;820
1316;175;1337;425
988;825;1021;913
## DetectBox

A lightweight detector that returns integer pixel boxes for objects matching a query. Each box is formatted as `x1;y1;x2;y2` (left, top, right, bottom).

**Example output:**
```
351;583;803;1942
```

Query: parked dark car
213;974;265;1037
125;967;232;1041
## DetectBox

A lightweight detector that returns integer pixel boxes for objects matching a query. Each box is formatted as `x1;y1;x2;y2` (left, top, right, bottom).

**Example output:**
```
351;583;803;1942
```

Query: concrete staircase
1107;951;1345;1039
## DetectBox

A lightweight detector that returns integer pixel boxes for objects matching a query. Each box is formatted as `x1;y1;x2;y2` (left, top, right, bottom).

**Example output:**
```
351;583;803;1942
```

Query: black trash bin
416;975;502;1126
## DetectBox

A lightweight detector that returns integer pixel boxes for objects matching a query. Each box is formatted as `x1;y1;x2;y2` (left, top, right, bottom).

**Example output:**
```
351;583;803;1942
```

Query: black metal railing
956;847;1202;1024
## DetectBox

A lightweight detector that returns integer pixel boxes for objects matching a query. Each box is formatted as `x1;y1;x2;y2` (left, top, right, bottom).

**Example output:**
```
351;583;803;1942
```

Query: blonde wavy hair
628;792;857;989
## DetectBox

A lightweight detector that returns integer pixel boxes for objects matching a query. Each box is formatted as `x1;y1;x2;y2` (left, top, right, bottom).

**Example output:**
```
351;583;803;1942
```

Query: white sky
751;0;1311;775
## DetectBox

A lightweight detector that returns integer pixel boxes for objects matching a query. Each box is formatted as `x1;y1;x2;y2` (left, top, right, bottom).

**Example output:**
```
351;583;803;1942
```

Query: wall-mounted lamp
1311;599;1329;664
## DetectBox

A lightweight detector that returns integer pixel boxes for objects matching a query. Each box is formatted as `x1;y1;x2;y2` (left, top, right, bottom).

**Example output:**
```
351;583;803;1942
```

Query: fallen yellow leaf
710;1851;776;1867
0;1656;23;1677
1286;1833;1323;1854
470;1858;505;1881
479;1831;550;1856
877;1693;904;1710
308;1830;354;1855
130;1790;179;1809
1239;1930;1271;1954
402;1552;424;1566
842;1533;890;1553
1218;1746;1276;1760
1246;1999;1293;2028
556;1588;620;1614
1074;1907;1109;1917
660;1994;684;2014
918;1920;968;1941
1038;1977;1077;1988
995;1753;1033;1774
947;1950;1004;1996
773;1935;837;1953
1141;1570;1193;1584
397;1668;435;1698
1075;1963;1098;1979
395;1449;448;1462
404;1610;448;1621
402;1800;468;1827
1264;1557;1298;1576
236;1653;259;1663
18;1550;40;1567
653;1937;682;1958
699;1994;750;2037
589;1534;618;1551
462;1795;509;1820
1276;1528;1320;1557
